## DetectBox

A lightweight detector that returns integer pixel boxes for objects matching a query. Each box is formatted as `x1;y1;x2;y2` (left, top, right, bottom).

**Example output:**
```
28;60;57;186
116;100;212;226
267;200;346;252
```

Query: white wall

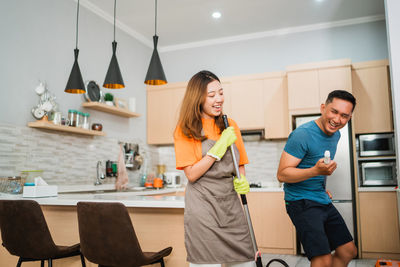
162;20;388;82
0;0;151;141
0;1;389;145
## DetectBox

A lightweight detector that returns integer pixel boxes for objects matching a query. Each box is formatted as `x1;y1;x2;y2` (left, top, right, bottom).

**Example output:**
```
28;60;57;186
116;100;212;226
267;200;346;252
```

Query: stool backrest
0;200;58;259
77;201;146;266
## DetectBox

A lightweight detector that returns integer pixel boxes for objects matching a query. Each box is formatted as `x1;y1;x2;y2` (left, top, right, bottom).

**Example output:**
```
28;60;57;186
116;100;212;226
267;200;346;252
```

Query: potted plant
104;93;114;106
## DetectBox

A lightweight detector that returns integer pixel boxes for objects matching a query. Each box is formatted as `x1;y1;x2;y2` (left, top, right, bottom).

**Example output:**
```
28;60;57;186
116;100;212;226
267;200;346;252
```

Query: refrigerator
294;115;357;252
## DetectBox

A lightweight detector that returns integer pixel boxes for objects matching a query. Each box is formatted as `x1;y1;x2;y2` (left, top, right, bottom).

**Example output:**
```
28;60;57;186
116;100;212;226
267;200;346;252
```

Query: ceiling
81;0;385;51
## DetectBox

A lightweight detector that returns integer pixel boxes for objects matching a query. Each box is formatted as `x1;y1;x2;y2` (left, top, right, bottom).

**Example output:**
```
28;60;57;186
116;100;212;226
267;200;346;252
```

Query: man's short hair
325;90;356;111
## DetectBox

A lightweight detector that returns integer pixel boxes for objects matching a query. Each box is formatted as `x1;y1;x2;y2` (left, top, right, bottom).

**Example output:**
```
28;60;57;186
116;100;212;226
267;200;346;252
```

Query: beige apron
184;138;254;264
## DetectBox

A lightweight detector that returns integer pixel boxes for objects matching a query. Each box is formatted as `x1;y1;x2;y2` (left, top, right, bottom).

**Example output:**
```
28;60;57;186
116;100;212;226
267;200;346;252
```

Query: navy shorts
285;199;353;260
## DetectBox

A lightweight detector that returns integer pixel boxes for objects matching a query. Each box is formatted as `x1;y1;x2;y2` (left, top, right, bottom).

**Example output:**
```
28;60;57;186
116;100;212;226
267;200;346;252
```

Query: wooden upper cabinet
263;73;289;139
228;79;265;129
147;83;186;145
287;59;352;116
318;66;352;104
287;70;320;111
223;72;289;138
352;60;393;134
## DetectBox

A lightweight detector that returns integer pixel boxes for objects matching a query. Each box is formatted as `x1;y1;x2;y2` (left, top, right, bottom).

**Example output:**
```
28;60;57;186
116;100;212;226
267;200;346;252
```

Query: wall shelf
82;102;140;118
28;121;106;136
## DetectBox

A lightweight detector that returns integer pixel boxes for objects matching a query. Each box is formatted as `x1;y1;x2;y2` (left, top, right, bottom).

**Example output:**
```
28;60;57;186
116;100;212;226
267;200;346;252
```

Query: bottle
140;160;148;187
324;150;331;164
68;109;76;127
81;113;90;129
75;111;82;128
111;162;118;177
106;160;113;177
140;173;147;187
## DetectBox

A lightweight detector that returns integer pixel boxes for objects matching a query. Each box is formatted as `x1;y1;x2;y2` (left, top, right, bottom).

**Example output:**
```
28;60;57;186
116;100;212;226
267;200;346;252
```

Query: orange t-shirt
174;118;249;170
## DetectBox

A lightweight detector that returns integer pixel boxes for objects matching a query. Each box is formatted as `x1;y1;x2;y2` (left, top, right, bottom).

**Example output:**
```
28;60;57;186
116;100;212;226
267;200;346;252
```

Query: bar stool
0;199;85;267
77;201;172;267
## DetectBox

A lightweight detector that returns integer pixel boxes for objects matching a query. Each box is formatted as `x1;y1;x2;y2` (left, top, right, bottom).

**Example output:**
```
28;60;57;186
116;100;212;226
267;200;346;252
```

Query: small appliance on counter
164;172;182;188
123;143;143;170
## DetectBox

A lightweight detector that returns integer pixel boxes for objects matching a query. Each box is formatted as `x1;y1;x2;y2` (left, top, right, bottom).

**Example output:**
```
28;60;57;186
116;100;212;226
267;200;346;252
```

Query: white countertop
0;184;282;208
0;185;186;208
0;192;185;208
249;187;283;192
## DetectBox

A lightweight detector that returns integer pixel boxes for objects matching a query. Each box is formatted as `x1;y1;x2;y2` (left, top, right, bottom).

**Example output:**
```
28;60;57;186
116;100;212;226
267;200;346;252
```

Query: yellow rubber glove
207;126;237;161
234;174;250;194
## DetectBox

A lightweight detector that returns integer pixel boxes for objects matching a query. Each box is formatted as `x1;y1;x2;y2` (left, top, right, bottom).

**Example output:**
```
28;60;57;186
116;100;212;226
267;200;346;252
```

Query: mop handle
222;115;261;258
222;116;242;180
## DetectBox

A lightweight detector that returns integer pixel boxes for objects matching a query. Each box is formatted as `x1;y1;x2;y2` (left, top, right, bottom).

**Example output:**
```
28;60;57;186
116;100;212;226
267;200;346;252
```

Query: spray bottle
324;150;331;164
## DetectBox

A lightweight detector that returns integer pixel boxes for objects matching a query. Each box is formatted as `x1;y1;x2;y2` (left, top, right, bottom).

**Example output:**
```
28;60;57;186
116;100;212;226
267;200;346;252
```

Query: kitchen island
0;188;186;267
0;187;294;266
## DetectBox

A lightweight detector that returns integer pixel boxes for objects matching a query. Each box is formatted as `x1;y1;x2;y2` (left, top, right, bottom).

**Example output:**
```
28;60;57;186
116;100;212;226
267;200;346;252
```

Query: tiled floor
261;254;377;267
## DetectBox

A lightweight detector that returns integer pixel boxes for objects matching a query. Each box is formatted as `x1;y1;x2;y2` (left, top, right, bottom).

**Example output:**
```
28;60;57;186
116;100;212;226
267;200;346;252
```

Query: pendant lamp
103;0;125;89
65;0;85;94
144;0;167;85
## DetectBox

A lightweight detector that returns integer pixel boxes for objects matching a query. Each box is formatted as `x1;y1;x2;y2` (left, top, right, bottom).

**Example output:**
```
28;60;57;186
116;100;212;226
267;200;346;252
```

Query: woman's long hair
176;70;225;140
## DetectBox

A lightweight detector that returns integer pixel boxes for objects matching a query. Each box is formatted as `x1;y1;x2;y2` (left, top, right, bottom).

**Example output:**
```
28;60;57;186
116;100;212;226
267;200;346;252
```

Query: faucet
95;161;105;185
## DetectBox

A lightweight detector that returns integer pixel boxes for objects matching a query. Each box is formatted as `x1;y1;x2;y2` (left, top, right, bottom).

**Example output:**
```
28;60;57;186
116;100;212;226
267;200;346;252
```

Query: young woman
174;70;255;267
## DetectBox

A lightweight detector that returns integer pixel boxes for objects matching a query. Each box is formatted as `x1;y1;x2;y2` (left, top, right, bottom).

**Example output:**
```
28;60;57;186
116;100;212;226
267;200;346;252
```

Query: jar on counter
81;113;90;129
75;111;82;128
68;109;77;127
6;176;23;194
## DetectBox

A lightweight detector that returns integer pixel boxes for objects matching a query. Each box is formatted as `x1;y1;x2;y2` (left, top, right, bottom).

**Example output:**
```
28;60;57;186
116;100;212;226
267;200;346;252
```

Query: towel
116;144;129;190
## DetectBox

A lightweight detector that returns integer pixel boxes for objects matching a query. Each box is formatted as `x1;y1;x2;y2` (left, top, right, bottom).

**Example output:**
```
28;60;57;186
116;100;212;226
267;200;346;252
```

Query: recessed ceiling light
212;12;221;19
315;0;325;2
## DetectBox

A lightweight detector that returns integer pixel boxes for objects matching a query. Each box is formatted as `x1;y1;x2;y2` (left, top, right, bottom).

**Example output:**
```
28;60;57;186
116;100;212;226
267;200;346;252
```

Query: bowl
91;123;103;131
144;182;153;189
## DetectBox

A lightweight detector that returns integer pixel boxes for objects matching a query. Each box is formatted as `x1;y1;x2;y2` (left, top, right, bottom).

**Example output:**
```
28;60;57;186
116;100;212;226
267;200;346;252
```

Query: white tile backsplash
0;123;286;187
154;140;286;185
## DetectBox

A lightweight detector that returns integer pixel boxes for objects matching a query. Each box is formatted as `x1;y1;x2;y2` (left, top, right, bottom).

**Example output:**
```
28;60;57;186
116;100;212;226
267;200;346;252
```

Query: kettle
164;172;182;188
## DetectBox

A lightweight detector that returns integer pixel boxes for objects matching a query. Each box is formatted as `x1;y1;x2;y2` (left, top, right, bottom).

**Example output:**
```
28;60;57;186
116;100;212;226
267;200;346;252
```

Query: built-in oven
357;133;395;157
359;158;397;186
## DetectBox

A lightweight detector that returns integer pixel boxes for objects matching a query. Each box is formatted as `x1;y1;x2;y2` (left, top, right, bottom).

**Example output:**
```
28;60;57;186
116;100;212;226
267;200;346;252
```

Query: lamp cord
155;0;157;35
113;0;116;41
76;0;80;49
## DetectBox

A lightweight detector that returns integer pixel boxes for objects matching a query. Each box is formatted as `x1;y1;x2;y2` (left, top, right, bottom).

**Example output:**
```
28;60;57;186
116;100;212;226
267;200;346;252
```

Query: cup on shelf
52;112;62;125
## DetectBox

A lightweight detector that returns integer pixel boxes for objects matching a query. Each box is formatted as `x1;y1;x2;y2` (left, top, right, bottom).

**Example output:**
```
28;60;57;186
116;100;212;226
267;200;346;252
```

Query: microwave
358;133;395;157
359;159;397;186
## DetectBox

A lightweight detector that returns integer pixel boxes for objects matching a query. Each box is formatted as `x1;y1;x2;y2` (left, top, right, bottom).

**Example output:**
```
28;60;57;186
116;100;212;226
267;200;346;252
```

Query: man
277;90;358;267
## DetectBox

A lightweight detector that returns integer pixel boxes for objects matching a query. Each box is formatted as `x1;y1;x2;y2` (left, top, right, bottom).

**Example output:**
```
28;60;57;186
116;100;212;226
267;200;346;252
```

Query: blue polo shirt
283;121;340;204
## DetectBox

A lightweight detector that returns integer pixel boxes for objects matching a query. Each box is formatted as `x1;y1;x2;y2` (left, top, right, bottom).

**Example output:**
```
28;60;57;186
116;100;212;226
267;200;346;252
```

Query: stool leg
48;258;52;267
160;258;165;267
80;253;86;267
16;258;22;267
41;260;45;267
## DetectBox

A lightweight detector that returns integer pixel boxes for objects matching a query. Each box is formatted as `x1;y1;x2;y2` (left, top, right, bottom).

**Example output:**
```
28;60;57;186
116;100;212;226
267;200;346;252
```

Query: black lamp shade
103;41;125;89
145;35;167;85
65;49;86;94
